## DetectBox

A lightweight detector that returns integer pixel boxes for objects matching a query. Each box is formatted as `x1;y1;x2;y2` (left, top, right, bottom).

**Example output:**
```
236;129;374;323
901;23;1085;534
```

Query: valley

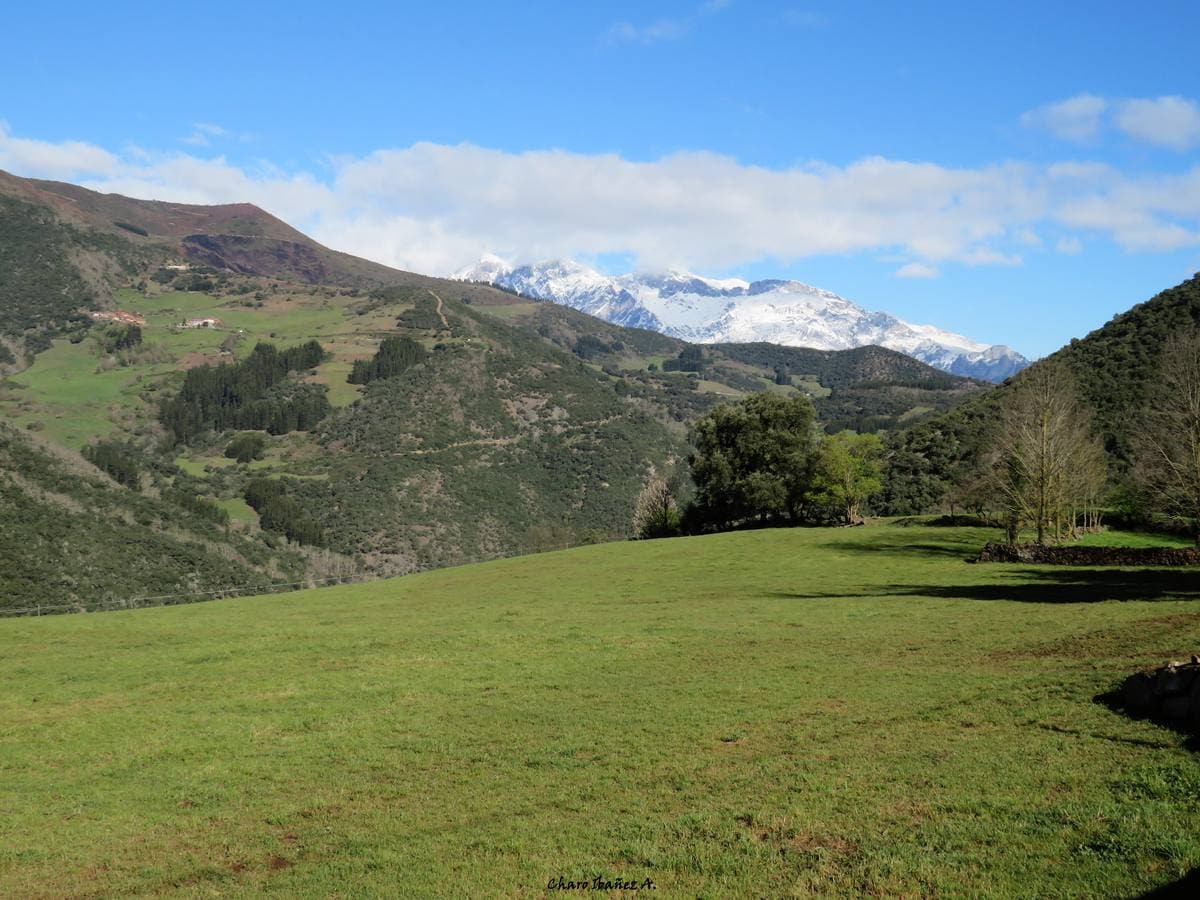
4;9;1198;898
0;171;988;609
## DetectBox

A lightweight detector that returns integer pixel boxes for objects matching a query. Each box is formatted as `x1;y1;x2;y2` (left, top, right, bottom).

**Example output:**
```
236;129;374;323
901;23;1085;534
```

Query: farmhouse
182;317;220;329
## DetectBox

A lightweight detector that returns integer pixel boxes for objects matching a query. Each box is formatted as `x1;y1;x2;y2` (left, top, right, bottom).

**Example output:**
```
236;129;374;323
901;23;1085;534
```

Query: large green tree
688;392;819;531
813;431;884;525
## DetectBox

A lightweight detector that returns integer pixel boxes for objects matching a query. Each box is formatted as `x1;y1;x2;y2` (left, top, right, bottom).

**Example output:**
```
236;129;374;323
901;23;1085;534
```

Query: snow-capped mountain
455;256;1029;382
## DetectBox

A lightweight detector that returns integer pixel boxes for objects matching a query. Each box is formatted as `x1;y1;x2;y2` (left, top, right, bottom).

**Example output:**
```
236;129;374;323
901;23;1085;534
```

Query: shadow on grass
774;568;1200;604
1138;870;1200;899
819;539;980;560
1094;688;1200;753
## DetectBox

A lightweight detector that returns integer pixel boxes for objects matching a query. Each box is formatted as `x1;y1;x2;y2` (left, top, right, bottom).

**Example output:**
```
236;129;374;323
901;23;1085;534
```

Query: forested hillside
0;422;305;612
462;291;986;433
0;193;164;348
882;274;1200;515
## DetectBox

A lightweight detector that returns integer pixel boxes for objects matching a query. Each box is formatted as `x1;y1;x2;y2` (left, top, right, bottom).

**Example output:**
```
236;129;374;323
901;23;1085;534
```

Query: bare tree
991;361;1105;544
632;471;681;539
1135;329;1200;546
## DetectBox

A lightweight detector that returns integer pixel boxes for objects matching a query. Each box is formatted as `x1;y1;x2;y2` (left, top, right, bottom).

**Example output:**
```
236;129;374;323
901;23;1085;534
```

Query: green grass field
2;524;1199;897
0;289;380;448
1077;529;1194;549
214;496;259;526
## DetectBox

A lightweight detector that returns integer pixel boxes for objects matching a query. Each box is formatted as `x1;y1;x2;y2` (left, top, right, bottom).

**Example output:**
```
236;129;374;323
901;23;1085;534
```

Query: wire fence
0;540;588;619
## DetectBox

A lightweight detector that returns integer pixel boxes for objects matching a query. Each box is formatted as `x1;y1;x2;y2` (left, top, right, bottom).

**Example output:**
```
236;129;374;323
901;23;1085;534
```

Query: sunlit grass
1077;529;1194;549
1;524;1197;897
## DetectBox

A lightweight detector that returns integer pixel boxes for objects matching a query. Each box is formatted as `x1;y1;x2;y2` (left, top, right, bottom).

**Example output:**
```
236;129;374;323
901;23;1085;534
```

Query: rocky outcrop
1120;658;1200;733
181;235;330;284
978;542;1200;566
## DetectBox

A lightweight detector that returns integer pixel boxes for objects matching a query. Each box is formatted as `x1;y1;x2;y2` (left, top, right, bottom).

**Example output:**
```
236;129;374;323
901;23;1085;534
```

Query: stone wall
1120;659;1200;734
978;542;1200;566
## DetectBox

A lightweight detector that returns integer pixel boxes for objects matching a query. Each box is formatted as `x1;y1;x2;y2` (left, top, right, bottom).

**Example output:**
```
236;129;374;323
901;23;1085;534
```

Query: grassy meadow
0;287;388;449
2;524;1199;897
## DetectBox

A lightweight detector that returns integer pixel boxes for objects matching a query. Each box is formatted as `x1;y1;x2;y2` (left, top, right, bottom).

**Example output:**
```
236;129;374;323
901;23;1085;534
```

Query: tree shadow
817;539;983;560
1136;867;1200;898
775;568;1200;604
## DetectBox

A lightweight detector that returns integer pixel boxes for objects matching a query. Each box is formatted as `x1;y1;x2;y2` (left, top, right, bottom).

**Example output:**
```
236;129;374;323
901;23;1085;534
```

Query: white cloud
1021;94;1107;142
1024;94;1200;153
1013;228;1043;248
4;126;1200;276
606;19;688;44
895;262;938;279
0;122;119;180
182;122;258;148
607;0;730;45
1114;96;1200;151
1056;236;1083;254
182;122;228;146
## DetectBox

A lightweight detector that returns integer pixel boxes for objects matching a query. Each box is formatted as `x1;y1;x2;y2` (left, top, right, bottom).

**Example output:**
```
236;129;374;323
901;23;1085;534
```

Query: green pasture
1;524;1198;897
0;338;194;448
478;301;541;321
120;290;351;349
1077;529;1194;549
0;290;366;448
214;496;258;526
696;378;747;397
795;377;833;398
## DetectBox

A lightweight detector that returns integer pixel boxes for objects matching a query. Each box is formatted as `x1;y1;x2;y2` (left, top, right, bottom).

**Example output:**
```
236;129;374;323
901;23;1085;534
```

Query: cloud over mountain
1;124;1198;279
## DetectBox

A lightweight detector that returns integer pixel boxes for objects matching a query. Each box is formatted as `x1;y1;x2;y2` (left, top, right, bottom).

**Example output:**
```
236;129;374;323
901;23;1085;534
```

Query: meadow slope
2;524;1199;897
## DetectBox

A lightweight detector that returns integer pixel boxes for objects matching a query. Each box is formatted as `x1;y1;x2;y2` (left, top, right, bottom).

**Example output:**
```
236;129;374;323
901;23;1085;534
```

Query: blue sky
2;0;1199;357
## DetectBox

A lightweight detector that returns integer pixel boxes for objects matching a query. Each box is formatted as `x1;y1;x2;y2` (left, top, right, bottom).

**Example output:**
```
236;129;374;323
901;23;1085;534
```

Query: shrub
224;432;267;463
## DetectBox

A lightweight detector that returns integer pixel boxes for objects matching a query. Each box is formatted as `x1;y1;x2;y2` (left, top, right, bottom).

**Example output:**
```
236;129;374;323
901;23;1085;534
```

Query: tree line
348;336;427;385
633;392;885;538
160;340;330;444
932;331;1200;547
633;329;1200;547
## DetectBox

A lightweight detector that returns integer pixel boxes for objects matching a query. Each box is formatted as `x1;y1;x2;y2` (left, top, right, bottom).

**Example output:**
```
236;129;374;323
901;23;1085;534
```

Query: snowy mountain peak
454;253;512;283
455;257;1029;381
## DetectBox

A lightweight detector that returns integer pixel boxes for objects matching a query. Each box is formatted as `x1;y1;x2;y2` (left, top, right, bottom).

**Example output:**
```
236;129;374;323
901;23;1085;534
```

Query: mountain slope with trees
882;273;1200;517
0;169;992;607
0;421;306;612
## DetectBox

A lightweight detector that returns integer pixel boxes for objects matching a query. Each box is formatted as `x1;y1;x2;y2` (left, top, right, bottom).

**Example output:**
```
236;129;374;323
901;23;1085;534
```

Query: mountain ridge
456;256;1029;382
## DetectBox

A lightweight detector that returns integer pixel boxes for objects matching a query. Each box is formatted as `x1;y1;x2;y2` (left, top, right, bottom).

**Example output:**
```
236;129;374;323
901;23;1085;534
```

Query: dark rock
1122;672;1157;712
1158;666;1186;696
1162;696;1192;720
1117;661;1200;731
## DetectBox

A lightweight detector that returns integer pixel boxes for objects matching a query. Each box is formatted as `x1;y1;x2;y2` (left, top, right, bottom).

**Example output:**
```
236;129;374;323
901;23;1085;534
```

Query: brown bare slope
1;170;403;288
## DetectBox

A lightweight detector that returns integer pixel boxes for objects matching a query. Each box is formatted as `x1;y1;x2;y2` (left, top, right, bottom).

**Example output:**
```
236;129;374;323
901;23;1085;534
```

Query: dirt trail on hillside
427;290;449;328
